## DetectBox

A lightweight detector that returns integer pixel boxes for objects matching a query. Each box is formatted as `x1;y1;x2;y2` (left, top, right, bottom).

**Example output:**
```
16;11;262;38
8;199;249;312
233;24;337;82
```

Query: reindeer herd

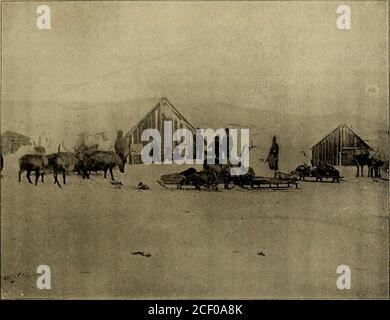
16;144;127;187
352;152;385;178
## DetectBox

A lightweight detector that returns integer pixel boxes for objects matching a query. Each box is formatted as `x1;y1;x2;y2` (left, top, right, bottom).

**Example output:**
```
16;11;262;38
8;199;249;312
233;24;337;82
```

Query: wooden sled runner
246;176;299;189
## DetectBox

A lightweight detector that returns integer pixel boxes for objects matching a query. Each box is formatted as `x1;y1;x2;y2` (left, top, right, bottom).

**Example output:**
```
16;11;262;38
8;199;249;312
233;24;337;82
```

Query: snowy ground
1;159;388;299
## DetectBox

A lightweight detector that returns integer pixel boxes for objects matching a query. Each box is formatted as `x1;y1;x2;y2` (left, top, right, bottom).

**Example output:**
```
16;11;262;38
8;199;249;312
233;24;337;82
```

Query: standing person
266;135;279;177
114;130;128;175
206;135;220;166
214;136;220;165
222;128;234;164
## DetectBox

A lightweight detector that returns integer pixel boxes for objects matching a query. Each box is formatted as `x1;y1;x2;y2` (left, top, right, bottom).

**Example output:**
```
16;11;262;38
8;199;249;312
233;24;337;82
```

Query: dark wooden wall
312;126;371;166
128;104;195;164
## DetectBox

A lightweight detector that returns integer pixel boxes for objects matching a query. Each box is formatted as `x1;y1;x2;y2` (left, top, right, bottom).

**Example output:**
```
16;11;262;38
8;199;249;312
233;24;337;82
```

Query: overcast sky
2;1;388;135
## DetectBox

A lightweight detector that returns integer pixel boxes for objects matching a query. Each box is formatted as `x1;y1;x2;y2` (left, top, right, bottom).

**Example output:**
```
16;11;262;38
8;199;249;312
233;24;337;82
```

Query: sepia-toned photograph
1;1;389;300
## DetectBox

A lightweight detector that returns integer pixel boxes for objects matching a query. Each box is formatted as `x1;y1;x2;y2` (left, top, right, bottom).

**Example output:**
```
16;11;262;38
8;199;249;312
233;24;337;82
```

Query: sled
294;164;342;183
297;175;342;183
158;170;228;190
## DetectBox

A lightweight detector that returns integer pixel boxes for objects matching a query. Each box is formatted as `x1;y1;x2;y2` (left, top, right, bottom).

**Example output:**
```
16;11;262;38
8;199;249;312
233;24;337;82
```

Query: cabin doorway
341;147;355;166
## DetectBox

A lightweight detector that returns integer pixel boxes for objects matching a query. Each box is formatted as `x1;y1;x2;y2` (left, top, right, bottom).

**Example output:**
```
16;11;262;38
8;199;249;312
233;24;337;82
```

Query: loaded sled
293;163;341;182
158;165;299;190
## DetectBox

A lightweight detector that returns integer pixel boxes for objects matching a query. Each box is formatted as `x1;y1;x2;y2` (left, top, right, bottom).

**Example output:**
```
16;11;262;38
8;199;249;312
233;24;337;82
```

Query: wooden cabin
1;131;31;154
125;97;196;164
311;124;372;166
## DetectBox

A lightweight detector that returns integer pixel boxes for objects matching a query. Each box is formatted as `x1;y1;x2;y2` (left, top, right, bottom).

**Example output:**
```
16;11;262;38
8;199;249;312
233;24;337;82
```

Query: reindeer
47;145;77;187
352;151;371;177
368;153;385;178
353;150;384;178
18;154;47;185
76;150;125;181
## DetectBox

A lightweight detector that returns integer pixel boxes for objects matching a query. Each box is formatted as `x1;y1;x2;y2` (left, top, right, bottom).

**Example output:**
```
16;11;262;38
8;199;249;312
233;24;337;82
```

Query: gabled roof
124;97;196;138
311;124;372;150
1;130;31;142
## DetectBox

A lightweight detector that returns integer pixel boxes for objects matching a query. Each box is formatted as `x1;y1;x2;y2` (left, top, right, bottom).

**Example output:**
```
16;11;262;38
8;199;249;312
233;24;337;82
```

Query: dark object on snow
131;251;151;257
160;167;218;191
315;163;340;182
293;162;340;182
111;181;123;189
294;164;312;180
176;169;219;191
137;182;150;190
188;170;219;191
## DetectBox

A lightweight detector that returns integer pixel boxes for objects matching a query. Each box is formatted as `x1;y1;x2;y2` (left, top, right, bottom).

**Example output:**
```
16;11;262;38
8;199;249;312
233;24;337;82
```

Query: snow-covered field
1;159;388;299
